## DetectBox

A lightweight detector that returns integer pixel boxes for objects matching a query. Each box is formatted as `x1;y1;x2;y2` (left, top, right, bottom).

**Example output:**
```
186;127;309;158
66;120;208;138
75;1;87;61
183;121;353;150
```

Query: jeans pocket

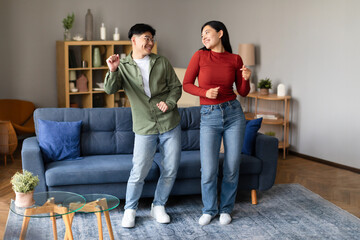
200;106;212;115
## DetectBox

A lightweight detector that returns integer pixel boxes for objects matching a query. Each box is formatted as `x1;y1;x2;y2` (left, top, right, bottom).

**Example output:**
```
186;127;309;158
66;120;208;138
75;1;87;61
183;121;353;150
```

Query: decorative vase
277;84;286;97
15;191;35;208
0;121;18;165
260;88;269;95
85;9;93;41
93;47;101;67
64;29;71;41
76;74;89;92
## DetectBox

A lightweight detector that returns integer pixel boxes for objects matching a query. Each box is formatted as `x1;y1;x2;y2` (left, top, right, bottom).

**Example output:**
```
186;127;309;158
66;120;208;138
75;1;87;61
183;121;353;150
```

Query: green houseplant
257;78;272;95
11;170;39;207
62;12;75;41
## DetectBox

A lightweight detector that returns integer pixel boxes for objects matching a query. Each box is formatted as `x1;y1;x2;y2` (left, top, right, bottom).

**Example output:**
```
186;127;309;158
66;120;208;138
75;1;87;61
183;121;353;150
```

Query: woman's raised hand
240;65;251;81
106;54;120;72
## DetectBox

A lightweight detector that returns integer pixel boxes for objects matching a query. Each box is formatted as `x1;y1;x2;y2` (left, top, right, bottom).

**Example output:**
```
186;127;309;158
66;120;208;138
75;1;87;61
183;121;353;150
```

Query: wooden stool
0;121;18;166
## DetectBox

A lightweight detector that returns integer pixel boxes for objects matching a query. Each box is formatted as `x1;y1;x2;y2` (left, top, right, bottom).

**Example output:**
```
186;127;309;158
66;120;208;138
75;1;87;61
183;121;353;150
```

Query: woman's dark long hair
200;20;232;53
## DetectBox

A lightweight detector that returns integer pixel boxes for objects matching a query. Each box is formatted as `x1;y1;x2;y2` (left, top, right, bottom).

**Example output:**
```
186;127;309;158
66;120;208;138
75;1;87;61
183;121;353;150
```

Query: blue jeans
124;124;181;210
200;100;246;216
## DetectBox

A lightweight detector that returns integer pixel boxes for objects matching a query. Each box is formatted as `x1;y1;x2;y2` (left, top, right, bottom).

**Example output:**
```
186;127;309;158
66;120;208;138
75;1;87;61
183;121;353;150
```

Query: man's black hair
128;23;156;39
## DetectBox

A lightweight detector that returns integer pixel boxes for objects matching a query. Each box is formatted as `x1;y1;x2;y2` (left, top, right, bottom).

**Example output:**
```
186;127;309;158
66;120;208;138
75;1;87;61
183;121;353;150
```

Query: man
104;23;182;228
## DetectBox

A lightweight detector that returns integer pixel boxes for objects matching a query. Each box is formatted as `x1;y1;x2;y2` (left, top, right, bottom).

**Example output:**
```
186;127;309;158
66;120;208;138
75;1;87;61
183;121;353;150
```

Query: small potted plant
257;78;272;95
11;170;39;207
62;12;75;41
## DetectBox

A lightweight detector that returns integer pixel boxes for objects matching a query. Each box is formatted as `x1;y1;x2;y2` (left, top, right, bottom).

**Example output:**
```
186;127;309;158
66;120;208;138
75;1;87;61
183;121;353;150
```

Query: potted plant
257;78;272;95
10;170;39;207
62;12;75;41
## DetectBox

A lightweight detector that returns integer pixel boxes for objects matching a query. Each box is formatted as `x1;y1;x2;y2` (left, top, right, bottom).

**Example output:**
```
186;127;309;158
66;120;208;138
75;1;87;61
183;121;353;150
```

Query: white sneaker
219;213;232;225
198;214;214;225
150;204;170;223
122;209;136;228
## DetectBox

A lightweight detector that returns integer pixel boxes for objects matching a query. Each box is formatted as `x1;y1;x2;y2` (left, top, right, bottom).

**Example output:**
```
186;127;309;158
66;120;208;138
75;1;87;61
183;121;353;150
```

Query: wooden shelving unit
56;40;157;108
244;92;291;159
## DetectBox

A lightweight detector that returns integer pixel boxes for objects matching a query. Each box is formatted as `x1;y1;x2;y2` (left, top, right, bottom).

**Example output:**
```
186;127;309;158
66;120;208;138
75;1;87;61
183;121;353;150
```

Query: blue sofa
21;106;278;204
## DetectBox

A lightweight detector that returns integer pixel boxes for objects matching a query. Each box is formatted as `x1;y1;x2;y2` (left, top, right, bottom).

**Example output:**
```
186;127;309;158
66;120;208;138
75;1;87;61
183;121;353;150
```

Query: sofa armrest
21;136;47;193
254;133;279;191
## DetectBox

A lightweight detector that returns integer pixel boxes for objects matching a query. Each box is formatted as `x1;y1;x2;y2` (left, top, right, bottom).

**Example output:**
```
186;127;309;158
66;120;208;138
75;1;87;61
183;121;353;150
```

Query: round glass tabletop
64;194;120;213
10;191;86;218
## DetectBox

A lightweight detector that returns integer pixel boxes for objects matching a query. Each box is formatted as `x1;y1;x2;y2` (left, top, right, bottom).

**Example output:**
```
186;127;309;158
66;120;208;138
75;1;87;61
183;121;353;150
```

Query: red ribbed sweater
183;50;250;105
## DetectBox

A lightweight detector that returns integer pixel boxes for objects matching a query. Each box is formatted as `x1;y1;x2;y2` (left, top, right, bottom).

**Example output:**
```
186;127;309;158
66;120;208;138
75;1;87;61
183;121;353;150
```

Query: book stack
256;112;279;120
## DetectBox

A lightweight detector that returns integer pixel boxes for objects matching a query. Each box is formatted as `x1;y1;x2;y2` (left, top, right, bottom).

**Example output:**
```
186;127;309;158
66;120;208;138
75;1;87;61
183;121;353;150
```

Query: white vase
277;84;286;96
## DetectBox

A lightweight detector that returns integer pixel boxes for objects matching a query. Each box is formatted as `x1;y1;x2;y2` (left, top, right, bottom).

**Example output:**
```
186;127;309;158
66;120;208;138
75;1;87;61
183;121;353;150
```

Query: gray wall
1;0;359;169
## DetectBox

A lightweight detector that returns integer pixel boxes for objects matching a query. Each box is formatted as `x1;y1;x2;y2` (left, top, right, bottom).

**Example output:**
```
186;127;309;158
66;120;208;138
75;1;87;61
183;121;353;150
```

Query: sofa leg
251;190;257;205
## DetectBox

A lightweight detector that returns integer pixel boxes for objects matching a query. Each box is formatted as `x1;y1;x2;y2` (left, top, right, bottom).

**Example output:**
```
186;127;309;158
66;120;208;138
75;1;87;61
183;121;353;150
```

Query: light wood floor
1;144;359;238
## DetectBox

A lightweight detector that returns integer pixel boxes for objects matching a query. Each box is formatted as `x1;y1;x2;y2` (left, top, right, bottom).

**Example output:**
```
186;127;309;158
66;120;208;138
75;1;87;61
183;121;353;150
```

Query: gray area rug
4;184;360;239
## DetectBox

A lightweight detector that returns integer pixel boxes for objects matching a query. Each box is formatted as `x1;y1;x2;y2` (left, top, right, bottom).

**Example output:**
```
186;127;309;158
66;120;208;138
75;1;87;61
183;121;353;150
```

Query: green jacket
104;53;182;135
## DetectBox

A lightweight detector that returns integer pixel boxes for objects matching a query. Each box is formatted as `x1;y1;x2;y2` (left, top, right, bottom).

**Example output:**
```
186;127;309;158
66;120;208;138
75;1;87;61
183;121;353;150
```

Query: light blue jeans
200;99;246;216
124;124;181;210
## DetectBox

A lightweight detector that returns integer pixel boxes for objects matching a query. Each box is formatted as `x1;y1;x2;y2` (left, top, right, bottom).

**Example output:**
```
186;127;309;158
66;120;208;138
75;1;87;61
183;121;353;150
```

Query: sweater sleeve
235;55;250;97
183;51;207;98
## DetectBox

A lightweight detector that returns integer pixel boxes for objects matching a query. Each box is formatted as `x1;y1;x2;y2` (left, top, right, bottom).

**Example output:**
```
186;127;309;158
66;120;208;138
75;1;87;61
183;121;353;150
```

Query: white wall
0;0;359;168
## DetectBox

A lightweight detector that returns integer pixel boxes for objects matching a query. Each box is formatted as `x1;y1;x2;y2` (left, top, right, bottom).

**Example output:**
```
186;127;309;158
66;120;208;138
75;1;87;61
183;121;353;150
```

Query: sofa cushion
242;118;263;155
44;154;160;187
179;107;200;150
37;119;82;162
154;151;201;179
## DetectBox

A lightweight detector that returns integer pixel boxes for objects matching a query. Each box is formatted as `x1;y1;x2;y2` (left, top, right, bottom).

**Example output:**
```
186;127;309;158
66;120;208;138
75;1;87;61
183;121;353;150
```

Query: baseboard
289;151;360;174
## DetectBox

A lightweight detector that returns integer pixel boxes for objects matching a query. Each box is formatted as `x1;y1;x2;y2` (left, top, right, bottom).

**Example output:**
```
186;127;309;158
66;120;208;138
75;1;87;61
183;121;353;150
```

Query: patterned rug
4;184;360;239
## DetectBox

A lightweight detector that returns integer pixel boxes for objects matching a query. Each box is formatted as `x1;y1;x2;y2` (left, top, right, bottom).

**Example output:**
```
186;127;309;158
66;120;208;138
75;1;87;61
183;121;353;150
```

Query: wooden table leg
64;212;75;240
62;214;73;240
19;216;30;240
50;211;58;240
95;212;103;240
104;211;114;240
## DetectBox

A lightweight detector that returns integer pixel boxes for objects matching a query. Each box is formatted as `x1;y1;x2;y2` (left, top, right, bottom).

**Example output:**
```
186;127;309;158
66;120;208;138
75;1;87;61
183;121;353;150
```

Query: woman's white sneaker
219;213;232;225
150;204;170;223
198;214;214;225
122;209;136;228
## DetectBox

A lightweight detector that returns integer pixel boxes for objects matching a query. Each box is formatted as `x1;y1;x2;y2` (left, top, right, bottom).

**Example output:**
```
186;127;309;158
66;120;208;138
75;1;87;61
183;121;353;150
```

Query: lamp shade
238;44;255;66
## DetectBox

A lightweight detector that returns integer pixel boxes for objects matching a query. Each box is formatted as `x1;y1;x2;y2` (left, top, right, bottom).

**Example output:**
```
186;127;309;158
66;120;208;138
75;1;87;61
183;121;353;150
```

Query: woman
183;20;251;225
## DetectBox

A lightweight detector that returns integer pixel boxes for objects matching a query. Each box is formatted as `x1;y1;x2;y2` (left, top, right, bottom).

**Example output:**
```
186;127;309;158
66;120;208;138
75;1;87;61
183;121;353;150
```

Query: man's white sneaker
198;214;214;225
219;213;232;225
122;209;136;228
150;204;170;223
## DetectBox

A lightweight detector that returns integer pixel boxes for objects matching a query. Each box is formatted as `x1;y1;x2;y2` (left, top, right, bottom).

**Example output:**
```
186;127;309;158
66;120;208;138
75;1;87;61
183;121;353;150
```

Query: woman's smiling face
201;25;222;50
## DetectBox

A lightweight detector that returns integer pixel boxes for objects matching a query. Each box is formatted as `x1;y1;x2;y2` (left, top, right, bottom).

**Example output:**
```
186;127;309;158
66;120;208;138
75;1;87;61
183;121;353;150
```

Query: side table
9;191;86;240
65;194;120;240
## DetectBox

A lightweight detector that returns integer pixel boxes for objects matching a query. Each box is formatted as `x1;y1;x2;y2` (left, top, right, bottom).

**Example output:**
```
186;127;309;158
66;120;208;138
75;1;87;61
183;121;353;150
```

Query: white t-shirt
134;55;151;98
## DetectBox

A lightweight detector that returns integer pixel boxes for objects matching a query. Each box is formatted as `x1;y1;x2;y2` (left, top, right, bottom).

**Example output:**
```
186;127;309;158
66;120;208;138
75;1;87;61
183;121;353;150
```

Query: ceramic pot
260;88;269;95
15;191;35;208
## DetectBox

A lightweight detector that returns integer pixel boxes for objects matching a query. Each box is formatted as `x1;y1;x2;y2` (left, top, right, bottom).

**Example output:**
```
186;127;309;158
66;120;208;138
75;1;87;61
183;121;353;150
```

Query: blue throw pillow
37;119;82;162
242;118;263;155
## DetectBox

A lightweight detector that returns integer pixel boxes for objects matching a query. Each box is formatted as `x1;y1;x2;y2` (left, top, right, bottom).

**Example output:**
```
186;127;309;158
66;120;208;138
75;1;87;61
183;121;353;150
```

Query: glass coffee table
64;194;120;240
10;191;86;240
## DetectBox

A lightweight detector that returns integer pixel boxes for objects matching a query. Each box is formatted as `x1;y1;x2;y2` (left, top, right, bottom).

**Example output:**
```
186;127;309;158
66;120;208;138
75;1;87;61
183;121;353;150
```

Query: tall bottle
85;9;93;40
100;23;106;40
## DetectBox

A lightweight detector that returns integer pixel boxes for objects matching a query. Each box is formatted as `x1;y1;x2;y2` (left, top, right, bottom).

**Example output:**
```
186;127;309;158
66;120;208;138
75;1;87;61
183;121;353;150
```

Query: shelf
278;141;290;149
244;91;291;159
245;112;285;125
57;40;157;109
247;92;291;101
